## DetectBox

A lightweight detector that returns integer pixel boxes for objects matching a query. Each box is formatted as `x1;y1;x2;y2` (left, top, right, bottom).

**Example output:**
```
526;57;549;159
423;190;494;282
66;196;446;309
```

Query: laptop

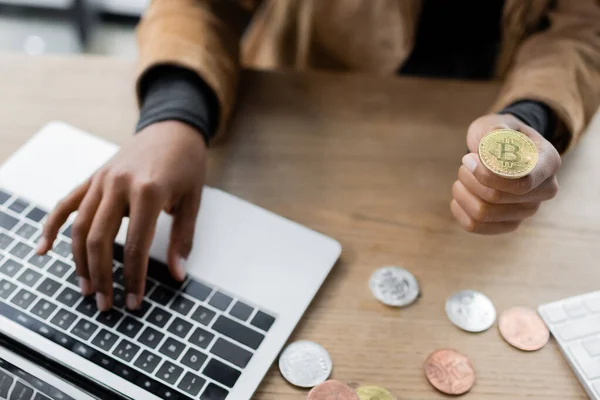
0;122;342;400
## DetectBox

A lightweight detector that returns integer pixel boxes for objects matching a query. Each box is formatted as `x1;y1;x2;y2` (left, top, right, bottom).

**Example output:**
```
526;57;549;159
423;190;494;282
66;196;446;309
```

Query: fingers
124;181;164;310
38;180;91;254
452;181;540;223
462;151;560;196
86;187;127;311
457;166;559;204
168;188;202;282
450;199;521;234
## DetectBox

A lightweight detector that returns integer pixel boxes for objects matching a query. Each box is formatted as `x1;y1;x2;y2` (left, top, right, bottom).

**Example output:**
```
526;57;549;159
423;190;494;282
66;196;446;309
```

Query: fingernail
175;257;186;281
79;278;91;295
126;294;139;310
96;293;108;311
462;154;477;173
36;237;47;254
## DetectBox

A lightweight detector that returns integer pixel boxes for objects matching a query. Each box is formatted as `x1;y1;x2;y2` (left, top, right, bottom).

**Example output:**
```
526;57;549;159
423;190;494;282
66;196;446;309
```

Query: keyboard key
564;300;587;318
213;315;264;350
0;259;23;278
150;286;176;306
569;342;600;380
15;223;37;240
65;271;78;287
36;277;61;297
229;301;253;322
167;317;193;339
144;279;155;295
61;224;73;239
96;309;124;328
116;316;143;339
134;350;162;374
146;258;185;289
9;242;34;259
113;267;125;287
156;385;184;400
202;358;241;388
211;337;253;368
113;363;139;383
184;280;212;301
159;337;185;360
56;287;80;307
127;300;152;318
583;335;600;357
76;296;98;317
181;348;208;371
47;260;70;279
191;306;216;326
91;352;116;371
0;189;10;205
0;279;17;299
137;326;164;349
0;211;18;230
26;207;47;223
156;361;183;385
208;292;232;311
73;342;96;360
170;295;194;316
584;293;600;314
11;288;37;310
113;339;140;363
8;198;28;214
35;394;52;400
92;329;119;351
0;370;13;398
72;319;99;340
51;309;78;330
52;330;74;349
27;253;52;269
16;268;42;287
0;233;13;250
30;299;57;320
251;310;276;332
113;287;126;309
135;375;159;392
52;240;72;259
556;316;600;341
201;383;229;400
10;381;34;400
32;320;56;341
178;372;206;397
147;307;172;328
189;327;215;350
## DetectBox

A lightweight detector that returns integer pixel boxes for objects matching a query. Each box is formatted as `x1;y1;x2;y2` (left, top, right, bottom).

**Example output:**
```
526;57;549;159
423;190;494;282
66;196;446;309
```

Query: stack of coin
478;129;538;179
279;341;332;388
369;266;420;307
498;306;549;351
446;290;496;332
423;349;475;395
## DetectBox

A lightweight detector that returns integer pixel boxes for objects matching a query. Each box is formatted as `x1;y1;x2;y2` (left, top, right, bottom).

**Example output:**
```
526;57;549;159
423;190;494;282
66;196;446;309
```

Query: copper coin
423;349;475;395
307;380;360;400
499;306;550;351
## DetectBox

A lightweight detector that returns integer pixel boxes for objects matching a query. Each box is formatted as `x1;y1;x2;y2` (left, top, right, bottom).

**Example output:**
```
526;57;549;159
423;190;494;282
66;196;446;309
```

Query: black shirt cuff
498;100;556;143
136;65;220;146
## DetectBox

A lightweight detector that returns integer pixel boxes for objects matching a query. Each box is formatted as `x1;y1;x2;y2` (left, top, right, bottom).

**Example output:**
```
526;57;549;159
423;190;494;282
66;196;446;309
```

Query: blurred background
0;0;143;58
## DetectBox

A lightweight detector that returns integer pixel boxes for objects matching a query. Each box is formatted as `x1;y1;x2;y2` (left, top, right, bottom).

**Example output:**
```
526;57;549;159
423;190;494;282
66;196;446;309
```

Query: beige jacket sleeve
492;0;600;153
136;0;248;140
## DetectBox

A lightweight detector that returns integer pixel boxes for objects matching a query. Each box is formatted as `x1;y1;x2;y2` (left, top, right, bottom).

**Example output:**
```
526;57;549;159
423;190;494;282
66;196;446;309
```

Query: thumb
466;114;516;153
167;188;202;281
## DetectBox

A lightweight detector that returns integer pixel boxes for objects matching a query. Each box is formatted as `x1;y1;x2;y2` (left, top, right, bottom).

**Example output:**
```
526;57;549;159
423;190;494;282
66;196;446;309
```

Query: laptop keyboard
0;356;74;400
0;189;277;400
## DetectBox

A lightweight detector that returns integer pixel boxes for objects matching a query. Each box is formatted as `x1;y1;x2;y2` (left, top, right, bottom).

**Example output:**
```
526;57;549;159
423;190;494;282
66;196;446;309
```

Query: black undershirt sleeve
498;100;556;142
136;65;220;146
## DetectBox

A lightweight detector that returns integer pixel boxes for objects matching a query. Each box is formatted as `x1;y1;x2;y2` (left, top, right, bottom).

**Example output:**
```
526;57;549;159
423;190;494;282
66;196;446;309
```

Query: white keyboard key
556;316;600;341
564;300;588;318
544;304;568;324
584;336;600;356
585;294;600;313
569;343;600;380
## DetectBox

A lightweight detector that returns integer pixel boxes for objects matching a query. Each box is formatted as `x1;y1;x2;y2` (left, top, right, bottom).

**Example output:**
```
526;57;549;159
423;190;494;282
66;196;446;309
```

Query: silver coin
278;340;332;388
369;266;420;307
446;290;496;332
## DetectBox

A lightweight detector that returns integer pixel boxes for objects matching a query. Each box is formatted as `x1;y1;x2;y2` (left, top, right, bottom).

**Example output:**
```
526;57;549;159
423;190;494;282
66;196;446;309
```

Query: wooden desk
1;53;600;399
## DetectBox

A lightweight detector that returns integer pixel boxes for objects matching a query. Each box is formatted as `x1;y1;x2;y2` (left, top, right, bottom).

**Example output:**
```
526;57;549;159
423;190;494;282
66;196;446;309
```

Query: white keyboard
539;291;600;399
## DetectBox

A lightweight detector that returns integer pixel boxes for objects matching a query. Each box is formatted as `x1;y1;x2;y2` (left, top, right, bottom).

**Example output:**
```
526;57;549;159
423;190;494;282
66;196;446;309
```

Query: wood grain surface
1;53;599;399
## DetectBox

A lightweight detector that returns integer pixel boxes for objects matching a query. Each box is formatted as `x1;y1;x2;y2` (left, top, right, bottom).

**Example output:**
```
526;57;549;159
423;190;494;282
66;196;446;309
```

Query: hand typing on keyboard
36;121;207;311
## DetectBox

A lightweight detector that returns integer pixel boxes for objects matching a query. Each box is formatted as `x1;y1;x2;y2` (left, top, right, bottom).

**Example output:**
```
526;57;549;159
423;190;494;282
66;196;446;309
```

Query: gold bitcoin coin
356;386;396;400
478;129;538;179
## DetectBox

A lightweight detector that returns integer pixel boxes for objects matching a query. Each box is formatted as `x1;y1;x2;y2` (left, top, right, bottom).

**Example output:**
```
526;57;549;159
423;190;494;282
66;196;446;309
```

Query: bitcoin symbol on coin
494;138;522;167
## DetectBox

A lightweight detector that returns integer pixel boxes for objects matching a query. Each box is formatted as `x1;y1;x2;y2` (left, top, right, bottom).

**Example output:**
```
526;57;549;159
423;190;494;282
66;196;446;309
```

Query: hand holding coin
451;113;561;234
